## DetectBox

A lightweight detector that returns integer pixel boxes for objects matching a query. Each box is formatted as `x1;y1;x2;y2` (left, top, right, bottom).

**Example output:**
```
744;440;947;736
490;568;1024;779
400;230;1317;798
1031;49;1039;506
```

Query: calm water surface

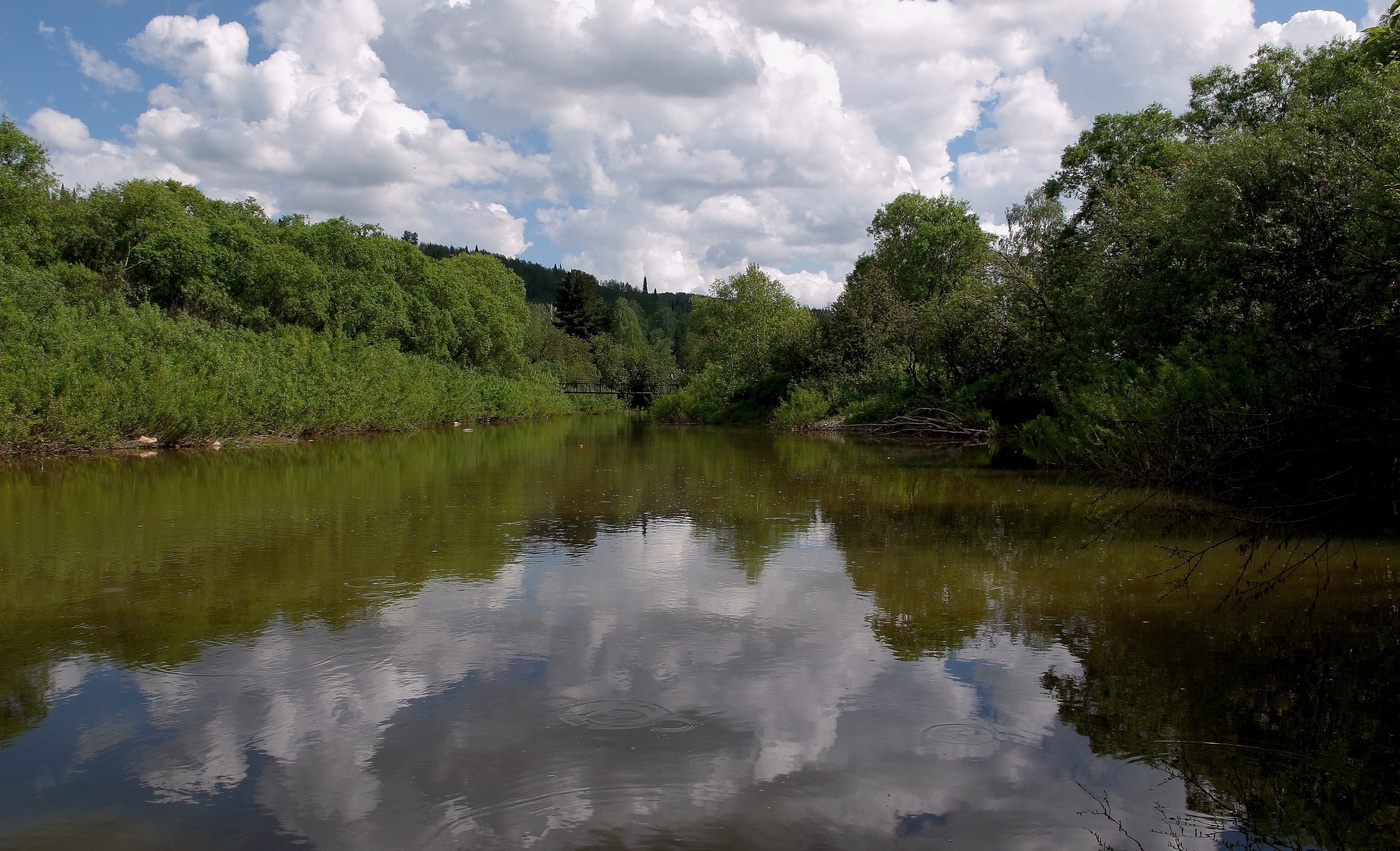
0;418;1396;850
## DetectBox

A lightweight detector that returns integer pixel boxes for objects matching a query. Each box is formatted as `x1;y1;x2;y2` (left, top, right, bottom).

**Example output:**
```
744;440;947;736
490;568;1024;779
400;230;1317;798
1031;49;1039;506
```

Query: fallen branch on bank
826;408;990;442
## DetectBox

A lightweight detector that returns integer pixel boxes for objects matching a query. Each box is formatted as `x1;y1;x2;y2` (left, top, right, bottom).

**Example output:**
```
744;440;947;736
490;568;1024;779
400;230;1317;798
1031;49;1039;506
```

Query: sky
0;0;1386;305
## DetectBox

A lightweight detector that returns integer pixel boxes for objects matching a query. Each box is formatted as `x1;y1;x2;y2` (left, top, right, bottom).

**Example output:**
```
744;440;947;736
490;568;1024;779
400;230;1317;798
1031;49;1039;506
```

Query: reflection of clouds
93;520;1211;849
71;715;142;767
46;658;91;701
523;521;885;790
131;567;535;825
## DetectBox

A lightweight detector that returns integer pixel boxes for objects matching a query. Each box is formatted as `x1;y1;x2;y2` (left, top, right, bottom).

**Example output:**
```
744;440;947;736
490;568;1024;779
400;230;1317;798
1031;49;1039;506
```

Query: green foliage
690;264;812;378
815;193;1006;411
0;122;604;451
0;262;576;450
1181;47;1301;140
1049;105;1185;226
771;385;831;430
554;269;608;338
1361;0;1400;64
610;298;647;350
278;216;412;342
649;366;728;424
415;252;530;371
585;299;678;406
640;37;1399;535
1017;40;1400;531
656;265;814;423
0;116;57;266
242;241;331;330
407;255;698;403
863;192;992;303
524;304;600;384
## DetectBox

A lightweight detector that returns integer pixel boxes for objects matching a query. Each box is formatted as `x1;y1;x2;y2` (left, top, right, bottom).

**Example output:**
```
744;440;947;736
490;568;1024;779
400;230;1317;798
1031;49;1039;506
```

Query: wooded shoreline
4;18;1399;538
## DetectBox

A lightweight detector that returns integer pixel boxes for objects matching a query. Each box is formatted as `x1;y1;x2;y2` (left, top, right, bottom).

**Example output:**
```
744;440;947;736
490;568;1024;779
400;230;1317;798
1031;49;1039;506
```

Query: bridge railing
561;382;679;397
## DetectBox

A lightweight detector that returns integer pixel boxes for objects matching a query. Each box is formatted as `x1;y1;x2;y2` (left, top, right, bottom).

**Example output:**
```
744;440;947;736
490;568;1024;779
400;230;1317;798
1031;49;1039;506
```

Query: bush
0;273;577;451
772;385;832;430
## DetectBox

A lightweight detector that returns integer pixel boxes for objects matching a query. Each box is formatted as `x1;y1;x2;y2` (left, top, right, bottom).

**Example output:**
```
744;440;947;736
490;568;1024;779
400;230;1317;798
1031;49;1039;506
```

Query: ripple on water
1138;738;1364;786
342;577;422;595
547;697;698;732
922;723;997;746
137;651;357;679
432;781;728;849
919;723;1000;759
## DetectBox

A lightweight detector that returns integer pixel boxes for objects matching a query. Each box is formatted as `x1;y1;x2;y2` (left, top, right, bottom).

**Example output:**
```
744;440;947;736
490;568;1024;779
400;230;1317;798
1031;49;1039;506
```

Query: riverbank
0;283;625;458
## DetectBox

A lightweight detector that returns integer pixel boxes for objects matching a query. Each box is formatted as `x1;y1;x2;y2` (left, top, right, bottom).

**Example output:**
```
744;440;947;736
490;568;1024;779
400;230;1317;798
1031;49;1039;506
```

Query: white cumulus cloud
65;30;143;92
27;108;196;189
1261;10;1360;47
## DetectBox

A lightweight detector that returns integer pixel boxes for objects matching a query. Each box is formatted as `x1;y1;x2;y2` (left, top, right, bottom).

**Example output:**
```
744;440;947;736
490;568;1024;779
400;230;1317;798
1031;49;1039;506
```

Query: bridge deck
561;383;678;397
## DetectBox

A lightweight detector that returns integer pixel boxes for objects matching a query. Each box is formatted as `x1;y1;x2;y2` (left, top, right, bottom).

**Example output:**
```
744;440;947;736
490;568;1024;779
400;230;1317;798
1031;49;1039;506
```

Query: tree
608;298;646;351
281;217;410;343
0;116;57;266
59;180;247;323
242;242;331;330
1048;105;1184;221
821;193;997;398
817;260;916;395
417;252;529;372
863;193;993;304
1361;0;1400;64
653;265;814;423
689;265;809;379
524;304;599;384
554;269;607;338
1024;38;1400;538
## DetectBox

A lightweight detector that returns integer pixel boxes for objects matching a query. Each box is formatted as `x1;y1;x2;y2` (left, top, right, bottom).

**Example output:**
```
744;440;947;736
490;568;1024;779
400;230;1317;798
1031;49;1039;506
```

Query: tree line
659;20;1400;538
414;243;695;398
3;11;1396;536
0;125;653;450
0;108;710;450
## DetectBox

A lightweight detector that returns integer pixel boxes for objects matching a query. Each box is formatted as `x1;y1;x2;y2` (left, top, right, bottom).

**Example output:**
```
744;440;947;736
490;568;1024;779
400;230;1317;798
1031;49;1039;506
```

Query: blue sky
0;0;1382;303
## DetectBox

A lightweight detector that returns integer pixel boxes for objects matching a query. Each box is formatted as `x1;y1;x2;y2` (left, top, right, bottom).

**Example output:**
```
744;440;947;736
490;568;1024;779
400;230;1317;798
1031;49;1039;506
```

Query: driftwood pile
825;408;989;443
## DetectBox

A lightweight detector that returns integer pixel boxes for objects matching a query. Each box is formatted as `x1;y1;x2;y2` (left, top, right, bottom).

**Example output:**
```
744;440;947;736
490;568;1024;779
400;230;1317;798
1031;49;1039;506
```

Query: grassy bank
0;262;621;454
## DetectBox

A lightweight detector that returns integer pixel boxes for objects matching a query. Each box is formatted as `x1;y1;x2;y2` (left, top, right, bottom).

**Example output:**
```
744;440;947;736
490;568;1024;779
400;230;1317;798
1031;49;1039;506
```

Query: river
0;417;1396;850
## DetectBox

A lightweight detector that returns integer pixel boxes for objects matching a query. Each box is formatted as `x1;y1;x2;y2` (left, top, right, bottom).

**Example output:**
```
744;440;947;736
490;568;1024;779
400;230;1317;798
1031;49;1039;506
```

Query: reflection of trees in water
790;441;1400;849
0;422;583;742
0;420;1261;727
1043;605;1400;851
0;664;48;749
2;419;1397;851
821;463;1146;660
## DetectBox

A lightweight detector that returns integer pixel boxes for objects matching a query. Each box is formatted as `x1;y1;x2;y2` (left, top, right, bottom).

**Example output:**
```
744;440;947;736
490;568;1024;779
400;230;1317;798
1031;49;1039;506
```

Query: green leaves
819;193;1008;406
655;265;813;423
1049;105;1184;221
1016;37;1400;531
0;116;57;266
864;192;992;303
1362;0;1400;64
0;120;586;450
422;252;530;372
554;269;608;338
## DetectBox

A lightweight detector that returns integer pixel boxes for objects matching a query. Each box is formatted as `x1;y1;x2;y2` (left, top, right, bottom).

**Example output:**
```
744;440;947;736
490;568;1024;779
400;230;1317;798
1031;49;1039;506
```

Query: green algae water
0;418;1396;850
